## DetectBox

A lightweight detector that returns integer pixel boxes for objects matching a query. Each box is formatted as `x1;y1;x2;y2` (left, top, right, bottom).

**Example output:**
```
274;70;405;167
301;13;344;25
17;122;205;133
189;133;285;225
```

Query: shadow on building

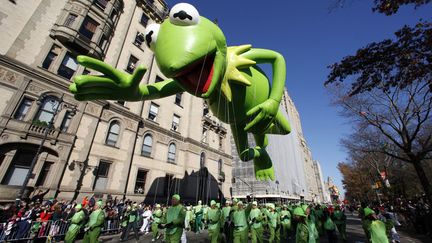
143;167;224;206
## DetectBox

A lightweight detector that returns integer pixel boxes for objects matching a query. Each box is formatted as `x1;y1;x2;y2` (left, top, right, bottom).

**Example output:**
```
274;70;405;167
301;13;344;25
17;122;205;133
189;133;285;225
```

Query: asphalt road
75;214;430;243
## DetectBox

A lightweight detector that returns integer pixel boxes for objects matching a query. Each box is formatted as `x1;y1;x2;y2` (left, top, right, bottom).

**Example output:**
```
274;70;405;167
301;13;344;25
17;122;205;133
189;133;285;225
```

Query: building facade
0;0;232;204
232;88;327;202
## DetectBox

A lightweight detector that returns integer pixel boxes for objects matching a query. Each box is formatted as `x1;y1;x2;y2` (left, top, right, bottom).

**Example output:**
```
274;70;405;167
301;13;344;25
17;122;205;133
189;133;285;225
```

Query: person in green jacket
207;200;222;243
294;206;309;243
360;203;371;242
314;204;324;236
333;205;347;241
248;201;264;243
266;203;280;243
160;194;186;243
231;201;250;243
83;200;105;243
151;204;163;242
302;204;318;243
194;200;204;233
120;203;140;241
64;204;85;243
222;200;233;243
280;204;292;240
364;208;389;243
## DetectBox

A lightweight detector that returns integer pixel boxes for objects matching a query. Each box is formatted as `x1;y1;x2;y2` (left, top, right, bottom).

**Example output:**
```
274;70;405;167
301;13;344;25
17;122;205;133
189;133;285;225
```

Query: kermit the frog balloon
70;3;291;180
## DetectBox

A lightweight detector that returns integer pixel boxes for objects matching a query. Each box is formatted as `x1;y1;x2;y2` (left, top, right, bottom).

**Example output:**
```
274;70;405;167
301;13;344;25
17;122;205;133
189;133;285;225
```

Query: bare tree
328;79;432;202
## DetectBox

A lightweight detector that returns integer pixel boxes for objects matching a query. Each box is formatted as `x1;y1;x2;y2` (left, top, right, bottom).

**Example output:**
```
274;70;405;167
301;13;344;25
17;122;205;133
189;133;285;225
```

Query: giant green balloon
70;3;291;180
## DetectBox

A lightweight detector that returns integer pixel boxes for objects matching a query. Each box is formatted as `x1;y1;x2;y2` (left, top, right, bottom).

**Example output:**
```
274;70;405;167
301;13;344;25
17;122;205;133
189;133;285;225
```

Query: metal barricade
0;217;122;242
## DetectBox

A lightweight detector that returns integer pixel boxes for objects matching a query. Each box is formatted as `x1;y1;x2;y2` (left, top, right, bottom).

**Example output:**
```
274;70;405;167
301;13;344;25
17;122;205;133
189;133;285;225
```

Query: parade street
76;214;429;243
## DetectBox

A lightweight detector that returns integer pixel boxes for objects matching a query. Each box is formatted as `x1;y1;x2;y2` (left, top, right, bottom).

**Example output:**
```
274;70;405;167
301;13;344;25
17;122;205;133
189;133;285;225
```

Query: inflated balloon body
70;3;291;180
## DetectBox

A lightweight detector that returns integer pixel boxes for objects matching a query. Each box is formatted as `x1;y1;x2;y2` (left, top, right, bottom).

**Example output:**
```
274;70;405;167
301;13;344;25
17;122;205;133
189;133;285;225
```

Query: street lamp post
15;94;74;206
276;180;280;204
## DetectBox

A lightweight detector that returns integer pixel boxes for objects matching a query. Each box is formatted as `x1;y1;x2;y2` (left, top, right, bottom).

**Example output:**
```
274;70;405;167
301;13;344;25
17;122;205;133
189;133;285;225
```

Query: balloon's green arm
242;48;286;103
138;79;184;101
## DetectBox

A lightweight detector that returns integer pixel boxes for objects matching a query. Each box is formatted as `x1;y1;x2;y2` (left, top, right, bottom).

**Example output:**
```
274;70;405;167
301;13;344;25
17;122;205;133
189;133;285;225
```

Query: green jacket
206;207;221;230
266;210;279;229
296;222;309;243
67;210;85;234
152;209;163;224
86;209;105;230
333;210;346;225
222;206;231;222
248;208;263;229
165;204;186;235
368;220;389;243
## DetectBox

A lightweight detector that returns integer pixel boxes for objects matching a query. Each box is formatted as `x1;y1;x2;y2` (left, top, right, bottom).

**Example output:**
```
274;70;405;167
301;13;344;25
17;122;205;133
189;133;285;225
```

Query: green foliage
32;120;48;127
372;0;431;15
325;21;432;96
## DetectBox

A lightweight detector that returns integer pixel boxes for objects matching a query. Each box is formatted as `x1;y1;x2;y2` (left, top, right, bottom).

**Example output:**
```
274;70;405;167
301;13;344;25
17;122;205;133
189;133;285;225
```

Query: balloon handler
82;200;105;243
69;3;291;180
158;194;186;243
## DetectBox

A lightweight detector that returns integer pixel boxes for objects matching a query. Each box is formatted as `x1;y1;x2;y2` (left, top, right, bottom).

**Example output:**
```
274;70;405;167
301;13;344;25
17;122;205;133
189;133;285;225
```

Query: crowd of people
354;196;431;243
1;191;430;243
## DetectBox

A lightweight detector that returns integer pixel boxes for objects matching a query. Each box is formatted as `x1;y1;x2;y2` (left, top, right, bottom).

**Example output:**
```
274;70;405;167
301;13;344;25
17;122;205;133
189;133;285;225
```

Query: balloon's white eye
143;24;160;51
169;3;200;26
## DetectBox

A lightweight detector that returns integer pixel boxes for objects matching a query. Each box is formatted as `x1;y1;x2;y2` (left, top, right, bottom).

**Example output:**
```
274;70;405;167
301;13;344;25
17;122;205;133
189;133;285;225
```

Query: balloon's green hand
69;56;147;101
245;99;279;132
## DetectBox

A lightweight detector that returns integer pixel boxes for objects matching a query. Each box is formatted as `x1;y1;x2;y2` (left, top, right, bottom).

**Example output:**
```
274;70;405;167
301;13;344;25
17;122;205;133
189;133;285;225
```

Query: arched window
167;143;176;163
142;134;153;157
218;159;223;174
200;152;206;168
106;121;120;146
34;96;60;124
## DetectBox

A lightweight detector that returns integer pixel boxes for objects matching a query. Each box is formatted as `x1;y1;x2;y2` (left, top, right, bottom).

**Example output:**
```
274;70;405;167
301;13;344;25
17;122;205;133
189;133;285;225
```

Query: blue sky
167;0;432;197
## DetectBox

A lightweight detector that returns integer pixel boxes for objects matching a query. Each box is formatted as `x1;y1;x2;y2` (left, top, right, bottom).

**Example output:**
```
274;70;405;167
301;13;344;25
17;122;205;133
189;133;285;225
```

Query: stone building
232;88;327;202
0;0;232;204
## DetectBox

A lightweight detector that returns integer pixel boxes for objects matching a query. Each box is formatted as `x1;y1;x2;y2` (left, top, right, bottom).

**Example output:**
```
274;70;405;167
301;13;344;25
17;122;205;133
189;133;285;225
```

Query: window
164;174;174;196
200;152;205;168
60;111;72;132
203;106;209;117
134;169;148;194
148;103;159;121
218;159;223;175
141;134;152;157
140;13;149;26
14;98;33;121
116;101;125;106
106;121;120;146
175;93;182;106
99;34;109;51
94;161;110;190
2;150;36;186
34;97;60;124
79;16;99;41
110;8;119;23
64;13;77;27
167;143;176;163
57;53;78;79
42;45;61;70
94;0;108;10
201;127;208;143
155;76;164;83
35;161;54;187
0;154;5;168
171;114;180;131
126;55;138;73
219;135;223;150
134;32;145;47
